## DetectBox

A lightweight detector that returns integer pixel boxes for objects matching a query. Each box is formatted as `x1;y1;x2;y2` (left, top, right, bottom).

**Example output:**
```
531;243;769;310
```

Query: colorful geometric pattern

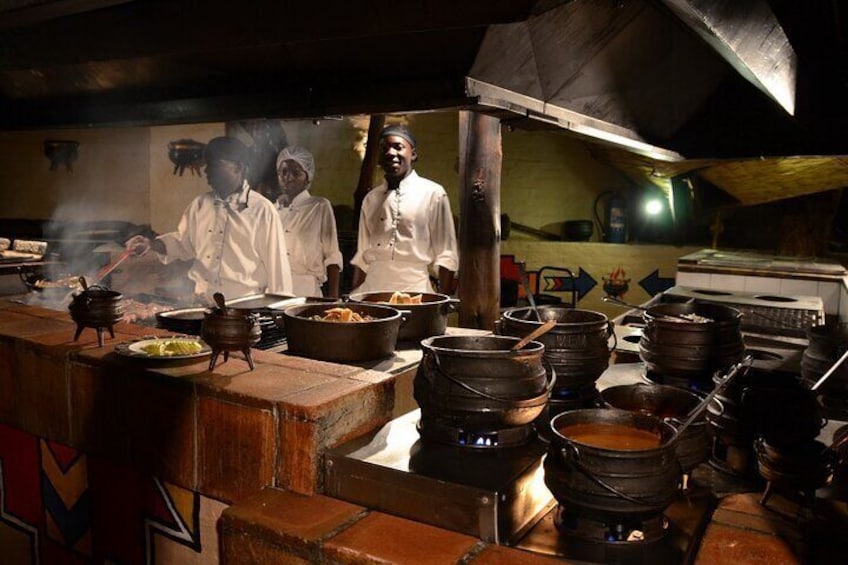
0;424;223;564
40;440;91;557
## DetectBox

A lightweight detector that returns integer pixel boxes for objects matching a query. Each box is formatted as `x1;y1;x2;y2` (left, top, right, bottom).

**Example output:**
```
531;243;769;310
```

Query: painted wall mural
500;255;676;307
0;424;226;565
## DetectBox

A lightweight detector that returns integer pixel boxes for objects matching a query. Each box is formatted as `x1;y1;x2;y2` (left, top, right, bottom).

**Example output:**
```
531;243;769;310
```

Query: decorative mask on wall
168;139;206;176
44;140;79;172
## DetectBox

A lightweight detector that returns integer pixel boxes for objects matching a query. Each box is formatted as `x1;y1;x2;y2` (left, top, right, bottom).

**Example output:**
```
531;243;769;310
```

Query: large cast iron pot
415;335;554;433
640;302;744;379
545;408;681;521
802;324;848;396
600;383;709;473
348;290;459;342
283;302;403;362
500;307;613;390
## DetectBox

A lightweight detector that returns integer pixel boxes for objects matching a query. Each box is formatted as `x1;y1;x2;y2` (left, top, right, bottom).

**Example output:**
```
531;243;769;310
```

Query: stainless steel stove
325;409;714;563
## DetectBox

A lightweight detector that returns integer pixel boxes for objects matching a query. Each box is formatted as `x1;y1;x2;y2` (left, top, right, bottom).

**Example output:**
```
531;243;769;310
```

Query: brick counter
0;299;418;564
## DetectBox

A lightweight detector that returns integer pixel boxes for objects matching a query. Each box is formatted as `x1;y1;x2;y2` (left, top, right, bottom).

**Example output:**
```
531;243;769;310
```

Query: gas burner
417;417;535;449
642;367;713;395
555;507;668;544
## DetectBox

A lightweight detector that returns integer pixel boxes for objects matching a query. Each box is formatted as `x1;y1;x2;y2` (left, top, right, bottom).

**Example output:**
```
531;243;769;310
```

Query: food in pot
387;291;422;305
310;307;374;322
665;313;712;323
558;422;661;450
141;339;204;356
120;299;173;323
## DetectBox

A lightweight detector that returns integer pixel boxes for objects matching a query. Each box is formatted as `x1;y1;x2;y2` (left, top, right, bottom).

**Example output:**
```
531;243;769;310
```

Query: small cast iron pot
200;308;262;353
283;302;404;362
348;290;459;342
68;285;124;328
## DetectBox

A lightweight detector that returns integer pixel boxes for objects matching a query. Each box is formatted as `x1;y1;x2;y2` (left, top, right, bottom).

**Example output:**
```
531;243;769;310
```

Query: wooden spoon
511;319;557;351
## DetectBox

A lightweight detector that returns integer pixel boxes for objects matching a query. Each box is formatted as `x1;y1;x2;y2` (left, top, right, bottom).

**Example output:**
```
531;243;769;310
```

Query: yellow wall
0;111;697;311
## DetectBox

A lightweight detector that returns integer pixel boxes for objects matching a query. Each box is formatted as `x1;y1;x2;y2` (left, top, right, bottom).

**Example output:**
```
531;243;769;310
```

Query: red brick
324;512;478;564
194;364;337;410
67;361;130;462
197;395;275;503
277;379;393;494
251;350;366;378
470;545;574;564
126;371;196;490
695;523;803;565
220;488;365;562
15;339;70;441
220;531;311;565
0;339;17;425
0;317;73;339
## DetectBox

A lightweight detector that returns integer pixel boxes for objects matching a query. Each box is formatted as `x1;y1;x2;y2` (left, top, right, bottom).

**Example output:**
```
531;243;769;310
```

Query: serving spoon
602;296;712;323
663;355;753;445
511;319;557;350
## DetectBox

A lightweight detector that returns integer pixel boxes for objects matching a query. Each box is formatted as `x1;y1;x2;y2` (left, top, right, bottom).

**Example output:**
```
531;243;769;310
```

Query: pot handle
397;309;412;327
606;321;618;352
444;297;461;314
565;443;677;507
425;351;555;403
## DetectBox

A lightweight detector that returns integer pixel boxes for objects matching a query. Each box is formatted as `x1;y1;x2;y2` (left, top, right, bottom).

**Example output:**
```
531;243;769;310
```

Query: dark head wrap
380;125;416;148
204;136;251;166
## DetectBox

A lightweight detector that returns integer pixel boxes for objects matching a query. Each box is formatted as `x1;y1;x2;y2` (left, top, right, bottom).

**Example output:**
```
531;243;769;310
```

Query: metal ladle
663;355;753;446
517;261;541;321
602;296;712;323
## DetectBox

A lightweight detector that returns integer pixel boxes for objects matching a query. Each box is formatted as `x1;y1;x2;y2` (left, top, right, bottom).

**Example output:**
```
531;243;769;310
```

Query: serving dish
114;337;212;360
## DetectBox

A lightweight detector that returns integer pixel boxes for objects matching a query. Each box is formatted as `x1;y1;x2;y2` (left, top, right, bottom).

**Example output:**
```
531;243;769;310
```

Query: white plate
115;337;212;360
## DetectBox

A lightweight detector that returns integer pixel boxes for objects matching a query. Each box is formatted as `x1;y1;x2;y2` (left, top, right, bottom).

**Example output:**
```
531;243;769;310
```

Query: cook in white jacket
351;125;458;294
125;136;293;302
275;145;342;297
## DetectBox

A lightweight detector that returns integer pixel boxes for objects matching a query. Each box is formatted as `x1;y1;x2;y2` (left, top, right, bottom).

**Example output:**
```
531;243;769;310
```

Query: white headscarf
276;146;315;191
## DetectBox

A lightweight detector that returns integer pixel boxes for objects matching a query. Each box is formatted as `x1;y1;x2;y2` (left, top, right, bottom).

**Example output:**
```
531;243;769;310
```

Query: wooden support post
353;114;386;228
458;111;502;330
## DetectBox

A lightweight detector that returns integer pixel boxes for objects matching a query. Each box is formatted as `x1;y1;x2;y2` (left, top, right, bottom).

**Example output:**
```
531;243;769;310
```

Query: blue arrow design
543;267;597;302
639;269;675;296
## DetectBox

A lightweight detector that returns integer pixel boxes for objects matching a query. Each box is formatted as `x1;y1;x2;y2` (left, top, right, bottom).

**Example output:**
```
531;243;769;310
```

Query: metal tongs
663;355;754;445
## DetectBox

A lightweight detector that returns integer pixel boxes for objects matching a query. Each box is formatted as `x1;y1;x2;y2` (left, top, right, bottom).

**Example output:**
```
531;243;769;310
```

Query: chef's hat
276;145;316;189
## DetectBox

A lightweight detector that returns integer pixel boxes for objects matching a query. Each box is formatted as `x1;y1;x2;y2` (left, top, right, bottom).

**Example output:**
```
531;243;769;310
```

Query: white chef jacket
351;170;458;293
277;190;343;297
157;181;293;300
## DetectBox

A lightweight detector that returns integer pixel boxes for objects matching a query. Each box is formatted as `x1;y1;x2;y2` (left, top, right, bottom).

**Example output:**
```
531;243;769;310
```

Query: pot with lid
201;293;262;370
347;290;459;342
69;281;123;346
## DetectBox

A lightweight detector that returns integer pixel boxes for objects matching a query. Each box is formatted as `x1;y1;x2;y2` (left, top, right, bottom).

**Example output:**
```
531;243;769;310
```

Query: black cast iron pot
545;408;681;521
600;383;709;473
415;335;554;433
348;290;459;342
283;302;404;362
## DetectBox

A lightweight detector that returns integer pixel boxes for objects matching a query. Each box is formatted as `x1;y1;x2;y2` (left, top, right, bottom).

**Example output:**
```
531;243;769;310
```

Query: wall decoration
603;266;631;298
168;139;205;176
44;140;79;172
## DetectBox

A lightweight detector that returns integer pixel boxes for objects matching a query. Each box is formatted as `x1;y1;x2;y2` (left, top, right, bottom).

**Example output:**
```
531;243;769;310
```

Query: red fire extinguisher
594;191;628;243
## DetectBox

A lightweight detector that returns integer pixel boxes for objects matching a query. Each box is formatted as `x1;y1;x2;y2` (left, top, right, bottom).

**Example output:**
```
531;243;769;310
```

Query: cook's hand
125;235;151;256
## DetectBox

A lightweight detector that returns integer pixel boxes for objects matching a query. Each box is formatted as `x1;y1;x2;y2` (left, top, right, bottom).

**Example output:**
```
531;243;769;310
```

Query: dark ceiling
0;0;847;162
